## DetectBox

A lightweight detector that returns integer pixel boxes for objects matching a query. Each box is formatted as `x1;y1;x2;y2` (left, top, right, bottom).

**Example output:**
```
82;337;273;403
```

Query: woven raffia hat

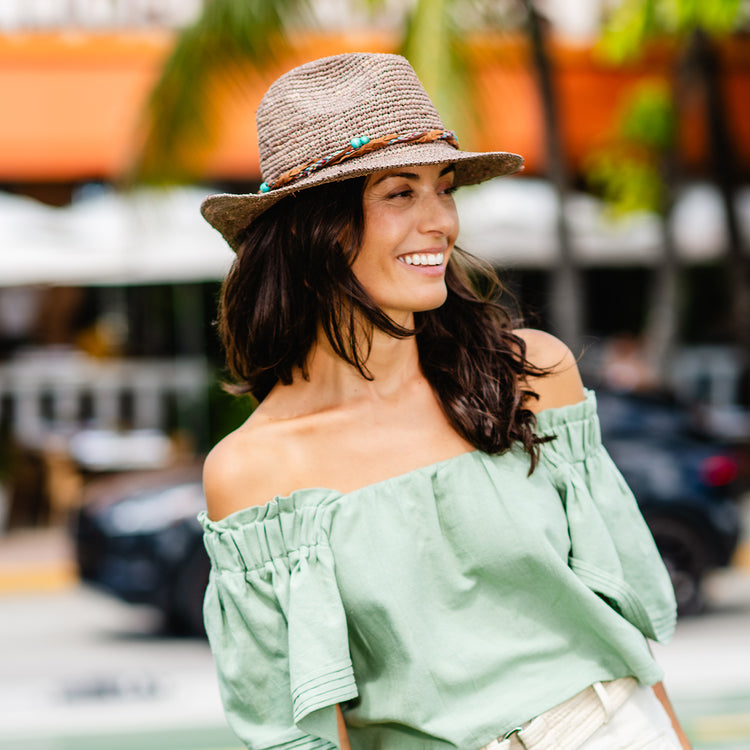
201;52;523;250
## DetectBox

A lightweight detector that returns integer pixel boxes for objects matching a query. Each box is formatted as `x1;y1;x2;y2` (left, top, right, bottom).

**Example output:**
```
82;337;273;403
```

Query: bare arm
337;705;351;750
652;682;692;749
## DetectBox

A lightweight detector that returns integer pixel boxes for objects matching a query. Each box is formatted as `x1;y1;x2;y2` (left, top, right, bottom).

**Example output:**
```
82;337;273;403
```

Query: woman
200;52;691;750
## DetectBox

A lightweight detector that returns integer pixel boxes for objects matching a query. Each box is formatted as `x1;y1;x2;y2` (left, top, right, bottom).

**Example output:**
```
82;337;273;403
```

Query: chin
410;288;449;313
376;284;448;320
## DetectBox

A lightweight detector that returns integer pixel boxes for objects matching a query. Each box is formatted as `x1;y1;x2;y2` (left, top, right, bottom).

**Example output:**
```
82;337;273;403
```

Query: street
0;565;749;750
0;583;238;750
652;567;750;749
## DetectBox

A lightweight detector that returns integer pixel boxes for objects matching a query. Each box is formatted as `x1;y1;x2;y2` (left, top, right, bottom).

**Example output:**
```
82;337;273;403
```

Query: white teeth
400;253;444;266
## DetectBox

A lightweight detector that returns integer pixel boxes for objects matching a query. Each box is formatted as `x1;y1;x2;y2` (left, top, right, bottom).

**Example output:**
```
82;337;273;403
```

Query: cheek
363;213;399;249
350;242;381;291
356;218;400;272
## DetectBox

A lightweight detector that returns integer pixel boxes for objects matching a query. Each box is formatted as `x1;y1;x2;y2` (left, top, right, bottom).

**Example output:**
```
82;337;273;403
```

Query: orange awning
1;30;748;182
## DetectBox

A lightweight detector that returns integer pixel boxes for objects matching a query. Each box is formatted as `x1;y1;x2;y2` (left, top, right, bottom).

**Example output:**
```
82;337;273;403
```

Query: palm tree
521;0;583;351
585;82;682;385
133;0;313;182
686;27;750;357
596;0;749;385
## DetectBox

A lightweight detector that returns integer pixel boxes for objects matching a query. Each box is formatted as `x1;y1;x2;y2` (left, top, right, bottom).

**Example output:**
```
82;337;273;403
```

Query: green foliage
662;0;742;35
396;0;526;148
359;0;388;11
206;377;256;448
400;0;471;138
365;0;507;147
586;146;663;214
599;0;742;63
134;0;312;183
585;81;675;215
620;82;676;150
593;0;742;214
599;0;660;64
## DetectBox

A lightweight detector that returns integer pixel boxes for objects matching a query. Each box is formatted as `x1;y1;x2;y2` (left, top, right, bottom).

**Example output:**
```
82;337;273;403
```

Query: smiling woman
197;53;690;750
353;164;459;322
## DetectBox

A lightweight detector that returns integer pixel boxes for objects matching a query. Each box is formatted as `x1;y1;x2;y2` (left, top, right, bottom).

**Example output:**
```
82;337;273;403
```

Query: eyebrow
369;164;456;187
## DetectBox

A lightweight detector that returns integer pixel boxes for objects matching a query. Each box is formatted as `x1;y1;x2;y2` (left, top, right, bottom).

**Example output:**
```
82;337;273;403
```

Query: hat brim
201;140;523;251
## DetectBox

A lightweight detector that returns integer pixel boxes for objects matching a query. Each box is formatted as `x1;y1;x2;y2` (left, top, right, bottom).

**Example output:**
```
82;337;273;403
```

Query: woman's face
352;162;459;325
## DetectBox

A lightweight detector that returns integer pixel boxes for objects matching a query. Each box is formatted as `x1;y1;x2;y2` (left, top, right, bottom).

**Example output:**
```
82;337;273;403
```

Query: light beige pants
573;685;682;750
483;679;682;750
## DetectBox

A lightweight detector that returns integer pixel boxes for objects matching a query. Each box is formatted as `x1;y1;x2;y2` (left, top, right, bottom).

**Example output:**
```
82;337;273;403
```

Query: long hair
218;177;549;468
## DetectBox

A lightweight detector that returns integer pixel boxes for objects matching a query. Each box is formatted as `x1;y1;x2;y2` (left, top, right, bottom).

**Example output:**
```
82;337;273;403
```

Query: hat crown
256;53;445;185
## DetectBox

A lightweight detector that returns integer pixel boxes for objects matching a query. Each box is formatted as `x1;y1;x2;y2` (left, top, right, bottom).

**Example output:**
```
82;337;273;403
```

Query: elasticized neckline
200;390;597;533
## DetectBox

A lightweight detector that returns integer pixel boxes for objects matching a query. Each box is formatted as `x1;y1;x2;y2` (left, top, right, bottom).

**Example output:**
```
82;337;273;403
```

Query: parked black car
596;389;741;615
72;390;742;634
73;466;209;636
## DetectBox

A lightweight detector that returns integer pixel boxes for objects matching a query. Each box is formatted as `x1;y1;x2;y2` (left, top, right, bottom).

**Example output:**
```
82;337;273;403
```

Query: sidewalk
0;526;78;594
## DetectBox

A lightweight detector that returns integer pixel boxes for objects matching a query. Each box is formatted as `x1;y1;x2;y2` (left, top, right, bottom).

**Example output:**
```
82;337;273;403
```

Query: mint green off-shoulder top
199;390;677;750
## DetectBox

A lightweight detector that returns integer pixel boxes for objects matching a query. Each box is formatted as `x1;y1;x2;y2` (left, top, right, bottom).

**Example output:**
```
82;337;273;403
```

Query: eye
388;188;413;200
440;185;458;196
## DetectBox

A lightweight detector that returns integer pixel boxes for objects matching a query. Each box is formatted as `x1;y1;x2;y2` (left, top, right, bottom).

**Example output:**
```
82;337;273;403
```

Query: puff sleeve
200;495;358;750
536;391;677;643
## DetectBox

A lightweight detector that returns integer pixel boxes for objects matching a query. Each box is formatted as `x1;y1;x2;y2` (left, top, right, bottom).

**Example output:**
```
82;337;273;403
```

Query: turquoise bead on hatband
259;182;270;193
350;137;362;149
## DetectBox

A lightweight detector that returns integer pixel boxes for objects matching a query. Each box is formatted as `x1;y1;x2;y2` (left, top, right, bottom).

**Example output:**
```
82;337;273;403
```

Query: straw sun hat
201;52;523;251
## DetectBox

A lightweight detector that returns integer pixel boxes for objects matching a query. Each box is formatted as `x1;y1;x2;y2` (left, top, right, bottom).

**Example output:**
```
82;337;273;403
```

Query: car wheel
646;515;710;617
168;543;210;637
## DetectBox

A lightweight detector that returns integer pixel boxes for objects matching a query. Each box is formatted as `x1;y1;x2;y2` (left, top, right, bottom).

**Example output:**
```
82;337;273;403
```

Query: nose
418;191;458;237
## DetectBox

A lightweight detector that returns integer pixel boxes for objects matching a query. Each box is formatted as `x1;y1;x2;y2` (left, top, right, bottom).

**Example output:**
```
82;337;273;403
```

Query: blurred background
1;1;749;748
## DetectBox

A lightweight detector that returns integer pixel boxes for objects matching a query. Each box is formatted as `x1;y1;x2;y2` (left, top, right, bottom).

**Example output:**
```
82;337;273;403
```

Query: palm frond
399;0;475;145
132;0;313;184
598;0;742;62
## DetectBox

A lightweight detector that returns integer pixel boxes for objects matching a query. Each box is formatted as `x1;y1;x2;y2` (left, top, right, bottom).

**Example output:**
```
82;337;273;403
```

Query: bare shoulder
513;328;585;413
202;413;297;521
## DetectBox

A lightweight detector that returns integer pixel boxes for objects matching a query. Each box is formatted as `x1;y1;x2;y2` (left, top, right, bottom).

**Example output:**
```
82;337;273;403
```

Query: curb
732;540;750;571
0;562;78;594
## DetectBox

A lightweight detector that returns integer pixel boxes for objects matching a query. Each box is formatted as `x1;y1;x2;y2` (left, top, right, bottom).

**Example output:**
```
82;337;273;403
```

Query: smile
397;252;445;267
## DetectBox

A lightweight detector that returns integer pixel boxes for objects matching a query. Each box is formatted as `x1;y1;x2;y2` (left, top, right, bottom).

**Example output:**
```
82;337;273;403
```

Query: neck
304;315;422;403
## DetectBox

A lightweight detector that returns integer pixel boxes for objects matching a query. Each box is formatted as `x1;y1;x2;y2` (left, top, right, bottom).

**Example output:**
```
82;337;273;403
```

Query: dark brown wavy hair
217;177;550;469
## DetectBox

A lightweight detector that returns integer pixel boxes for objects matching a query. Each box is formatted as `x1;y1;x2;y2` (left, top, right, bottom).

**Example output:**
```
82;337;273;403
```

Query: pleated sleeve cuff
200;494;358;749
537;390;678;643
